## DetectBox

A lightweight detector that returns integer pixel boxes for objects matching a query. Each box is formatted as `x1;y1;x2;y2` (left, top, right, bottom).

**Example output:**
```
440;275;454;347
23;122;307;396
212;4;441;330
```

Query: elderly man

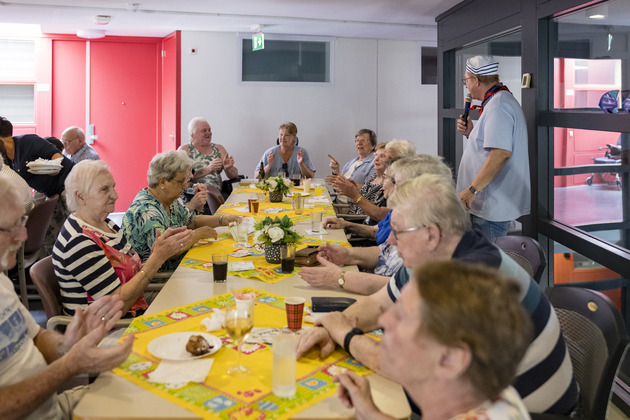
297;174;578;415
61;126;100;163
0;175;133;420
456;55;530;239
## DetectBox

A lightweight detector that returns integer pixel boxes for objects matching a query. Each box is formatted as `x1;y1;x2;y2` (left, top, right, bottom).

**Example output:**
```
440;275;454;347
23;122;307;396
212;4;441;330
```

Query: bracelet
219;215;224;226
343;327;364;356
355;196;363;204
139;269;150;282
468;185;481;195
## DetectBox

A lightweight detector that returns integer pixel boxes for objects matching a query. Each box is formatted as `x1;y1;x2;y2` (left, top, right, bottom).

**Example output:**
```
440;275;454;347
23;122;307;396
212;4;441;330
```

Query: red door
90;40;161;211
161;31;181;153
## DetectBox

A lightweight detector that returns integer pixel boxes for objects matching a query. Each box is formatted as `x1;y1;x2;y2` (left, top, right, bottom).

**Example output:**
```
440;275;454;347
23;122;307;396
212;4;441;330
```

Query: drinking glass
225;303;254;376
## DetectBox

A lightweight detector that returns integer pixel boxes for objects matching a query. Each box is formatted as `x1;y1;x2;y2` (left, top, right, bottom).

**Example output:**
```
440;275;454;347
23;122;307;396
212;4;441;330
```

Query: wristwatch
468;184;481;195
337;271;346;289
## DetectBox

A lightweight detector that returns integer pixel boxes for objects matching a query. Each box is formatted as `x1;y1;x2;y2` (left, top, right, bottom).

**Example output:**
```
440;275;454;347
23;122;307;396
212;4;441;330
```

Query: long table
73;181;410;420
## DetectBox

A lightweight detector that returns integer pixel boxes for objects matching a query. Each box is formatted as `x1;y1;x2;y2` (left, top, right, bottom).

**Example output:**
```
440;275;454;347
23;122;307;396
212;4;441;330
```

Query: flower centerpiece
253;215;301;264
256;175;293;202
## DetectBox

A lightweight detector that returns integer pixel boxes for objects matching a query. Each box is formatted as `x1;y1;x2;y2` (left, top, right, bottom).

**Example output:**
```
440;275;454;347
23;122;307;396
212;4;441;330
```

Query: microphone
462;93;472;127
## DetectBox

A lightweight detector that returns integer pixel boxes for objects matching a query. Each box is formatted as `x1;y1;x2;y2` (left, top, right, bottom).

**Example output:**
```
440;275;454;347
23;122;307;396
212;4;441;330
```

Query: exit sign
252;33;264;51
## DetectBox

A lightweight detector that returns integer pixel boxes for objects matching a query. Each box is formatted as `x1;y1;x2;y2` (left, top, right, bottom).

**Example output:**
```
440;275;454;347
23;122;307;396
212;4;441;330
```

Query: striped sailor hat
465;56;499;75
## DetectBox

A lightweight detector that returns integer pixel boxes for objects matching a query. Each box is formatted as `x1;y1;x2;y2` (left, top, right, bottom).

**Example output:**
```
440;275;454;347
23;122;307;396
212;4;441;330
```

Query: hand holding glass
225;303;254;376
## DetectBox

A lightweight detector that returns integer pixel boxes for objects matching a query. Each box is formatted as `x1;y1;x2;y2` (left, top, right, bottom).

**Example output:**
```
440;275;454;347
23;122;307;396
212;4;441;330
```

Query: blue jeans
470;215;510;240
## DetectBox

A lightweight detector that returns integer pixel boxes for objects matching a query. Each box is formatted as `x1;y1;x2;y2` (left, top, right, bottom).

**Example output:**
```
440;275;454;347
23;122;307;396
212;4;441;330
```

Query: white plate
147;332;222;361
28;168;60;174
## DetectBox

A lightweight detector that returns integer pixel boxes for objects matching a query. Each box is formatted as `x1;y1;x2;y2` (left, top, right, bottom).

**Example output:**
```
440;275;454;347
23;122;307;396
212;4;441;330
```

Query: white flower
268;179;278;191
268;226;285;243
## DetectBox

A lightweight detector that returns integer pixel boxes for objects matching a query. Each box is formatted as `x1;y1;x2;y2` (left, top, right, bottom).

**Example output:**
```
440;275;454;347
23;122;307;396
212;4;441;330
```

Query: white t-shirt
451;387;531;420
0;273;61;420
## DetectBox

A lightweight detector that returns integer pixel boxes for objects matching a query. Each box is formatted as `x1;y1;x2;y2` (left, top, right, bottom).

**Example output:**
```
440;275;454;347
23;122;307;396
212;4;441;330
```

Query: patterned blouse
122;188;194;272
186;143;223;192
348;172;385;215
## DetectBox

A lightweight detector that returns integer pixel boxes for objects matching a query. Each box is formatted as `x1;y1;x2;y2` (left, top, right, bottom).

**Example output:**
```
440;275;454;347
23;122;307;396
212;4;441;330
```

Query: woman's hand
332;175;359;199
298;255;342;288
152;226;194;259
186;189;207;213
328;154;340;174
333;372;384;420
267;150;275;168
323;216;348;230
195;226;218;241
222;215;243;225
317;243;350;265
297;149;305;165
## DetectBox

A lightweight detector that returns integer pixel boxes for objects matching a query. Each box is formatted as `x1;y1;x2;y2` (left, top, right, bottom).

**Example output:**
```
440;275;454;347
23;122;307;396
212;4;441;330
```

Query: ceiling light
77;29;105;39
586;4;608;19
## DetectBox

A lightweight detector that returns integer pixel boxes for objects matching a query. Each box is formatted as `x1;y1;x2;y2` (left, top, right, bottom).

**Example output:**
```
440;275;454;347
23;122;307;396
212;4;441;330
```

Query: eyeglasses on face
462;76;475;86
390;225;426;240
0;215;28;235
170;176;191;187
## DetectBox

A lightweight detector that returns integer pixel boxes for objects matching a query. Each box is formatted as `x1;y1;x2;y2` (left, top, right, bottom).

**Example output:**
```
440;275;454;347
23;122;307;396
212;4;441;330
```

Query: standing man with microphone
456;56;530;239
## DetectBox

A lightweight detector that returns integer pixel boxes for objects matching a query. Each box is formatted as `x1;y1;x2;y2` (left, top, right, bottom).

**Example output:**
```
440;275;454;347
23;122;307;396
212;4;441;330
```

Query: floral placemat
218;201;335;223
114;288;371;420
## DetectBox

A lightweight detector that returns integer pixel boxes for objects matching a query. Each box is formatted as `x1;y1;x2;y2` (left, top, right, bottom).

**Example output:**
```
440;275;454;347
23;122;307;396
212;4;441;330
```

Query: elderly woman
332;139;417;225
254;122;315;178
179;117;239;194
123;150;241;272
52;160;193;317
326;129;377;187
333;260;532;420
300;155;452;296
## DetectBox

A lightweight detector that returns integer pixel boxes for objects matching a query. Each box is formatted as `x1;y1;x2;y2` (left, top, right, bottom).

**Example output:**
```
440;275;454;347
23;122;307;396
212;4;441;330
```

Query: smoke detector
93;15;111;25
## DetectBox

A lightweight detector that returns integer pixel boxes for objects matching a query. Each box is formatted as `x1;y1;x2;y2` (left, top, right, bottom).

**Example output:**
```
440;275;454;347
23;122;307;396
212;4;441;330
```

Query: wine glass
225;303;254;376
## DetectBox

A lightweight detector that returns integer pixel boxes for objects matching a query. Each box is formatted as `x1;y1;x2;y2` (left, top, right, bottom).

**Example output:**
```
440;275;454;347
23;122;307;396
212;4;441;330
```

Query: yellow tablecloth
180;194;347;283
114;288;371;420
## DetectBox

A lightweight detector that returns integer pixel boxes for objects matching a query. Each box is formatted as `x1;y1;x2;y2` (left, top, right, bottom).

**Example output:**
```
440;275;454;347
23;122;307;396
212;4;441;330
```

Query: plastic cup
314;181;323;196
235;223;248;243
303;177;311;193
272;333;297;397
212;253;228;282
284;297;305;332
311;211;322;232
291;174;301;187
292;194;304;215
281;244;296;274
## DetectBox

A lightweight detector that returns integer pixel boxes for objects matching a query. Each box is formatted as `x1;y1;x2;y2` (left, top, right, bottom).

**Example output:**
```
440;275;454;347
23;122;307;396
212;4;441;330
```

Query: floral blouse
122;188;194;272
186;143;223;192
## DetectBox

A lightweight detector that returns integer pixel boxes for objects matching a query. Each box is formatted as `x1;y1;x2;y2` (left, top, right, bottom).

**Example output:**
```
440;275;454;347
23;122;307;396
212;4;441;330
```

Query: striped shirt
52;215;130;315
387;230;578;414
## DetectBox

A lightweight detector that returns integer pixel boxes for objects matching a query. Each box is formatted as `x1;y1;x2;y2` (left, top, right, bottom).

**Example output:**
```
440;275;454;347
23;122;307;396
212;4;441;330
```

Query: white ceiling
0;0;463;41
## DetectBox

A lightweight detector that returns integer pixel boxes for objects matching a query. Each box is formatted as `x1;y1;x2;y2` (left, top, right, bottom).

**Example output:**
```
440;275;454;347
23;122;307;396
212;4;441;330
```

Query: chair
16;194;59;308
206;185;225;215
493;235;547;283
540;286;630;420
30;256;132;332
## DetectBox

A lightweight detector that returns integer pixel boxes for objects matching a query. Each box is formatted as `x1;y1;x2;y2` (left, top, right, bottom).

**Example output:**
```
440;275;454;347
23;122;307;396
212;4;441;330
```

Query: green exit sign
252;33;264;51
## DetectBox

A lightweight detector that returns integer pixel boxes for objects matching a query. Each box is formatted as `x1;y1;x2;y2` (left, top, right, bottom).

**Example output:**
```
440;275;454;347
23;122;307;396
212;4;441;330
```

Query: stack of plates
26;158;63;175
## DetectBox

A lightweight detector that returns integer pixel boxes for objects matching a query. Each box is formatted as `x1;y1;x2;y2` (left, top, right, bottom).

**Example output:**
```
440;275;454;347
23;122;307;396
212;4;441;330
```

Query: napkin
264;207;285;214
201;309;225;331
148;358;214;384
307;197;329;204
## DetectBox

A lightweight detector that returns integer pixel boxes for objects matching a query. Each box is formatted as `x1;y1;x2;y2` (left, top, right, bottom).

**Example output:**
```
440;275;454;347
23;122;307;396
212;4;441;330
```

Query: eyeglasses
390;225;426;240
170;177;191;187
383;174;396;185
462;76;475;86
0;215;28;235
